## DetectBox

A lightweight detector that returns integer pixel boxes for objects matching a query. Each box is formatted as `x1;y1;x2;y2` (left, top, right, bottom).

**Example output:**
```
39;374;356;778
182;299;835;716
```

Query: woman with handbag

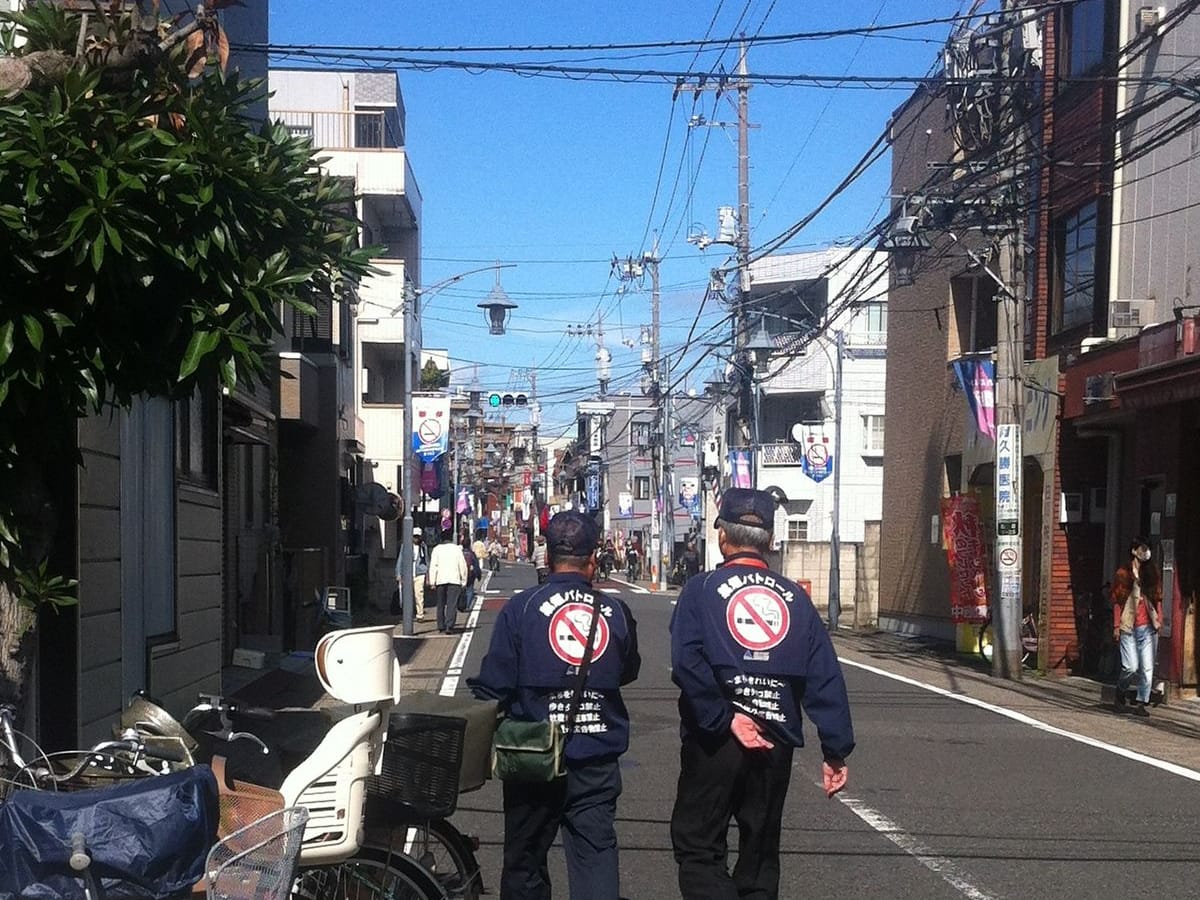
469;511;641;900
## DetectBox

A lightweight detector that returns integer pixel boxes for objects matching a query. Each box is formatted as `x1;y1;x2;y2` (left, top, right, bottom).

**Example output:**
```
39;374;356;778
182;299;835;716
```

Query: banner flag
941;494;990;623
952;359;996;440
412;395;451;462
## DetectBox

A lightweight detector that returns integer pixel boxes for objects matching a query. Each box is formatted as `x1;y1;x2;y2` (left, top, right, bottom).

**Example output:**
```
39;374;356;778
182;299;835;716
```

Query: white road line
439;593;487;696
836;797;998;900
608;576;650;595
840;656;1200;782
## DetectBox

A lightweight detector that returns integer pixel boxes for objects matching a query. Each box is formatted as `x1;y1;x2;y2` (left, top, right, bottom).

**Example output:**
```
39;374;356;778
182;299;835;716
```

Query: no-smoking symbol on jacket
726;587;790;651
548;603;610;665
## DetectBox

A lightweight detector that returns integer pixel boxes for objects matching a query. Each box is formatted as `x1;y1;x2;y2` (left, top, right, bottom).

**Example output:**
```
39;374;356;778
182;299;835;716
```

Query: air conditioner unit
1137;6;1165;35
1079;337;1108;354
1108;299;1155;339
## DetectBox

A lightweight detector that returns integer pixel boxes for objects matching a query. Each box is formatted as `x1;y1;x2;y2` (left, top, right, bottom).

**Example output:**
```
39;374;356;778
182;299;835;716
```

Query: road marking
836;796;998;900
440;593;486;696
840;657;1200;782
609;576;650;595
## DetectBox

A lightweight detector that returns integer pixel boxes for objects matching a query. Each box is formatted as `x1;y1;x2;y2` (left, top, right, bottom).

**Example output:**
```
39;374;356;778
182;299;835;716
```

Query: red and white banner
941;495;990;623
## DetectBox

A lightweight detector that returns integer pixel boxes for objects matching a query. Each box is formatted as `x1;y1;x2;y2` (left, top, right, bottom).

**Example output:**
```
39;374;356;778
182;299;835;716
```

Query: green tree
419;358;450;390
0;2;376;711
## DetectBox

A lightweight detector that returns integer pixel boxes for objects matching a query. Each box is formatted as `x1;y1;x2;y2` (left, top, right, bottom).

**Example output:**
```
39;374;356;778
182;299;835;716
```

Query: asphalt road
442;563;1200;899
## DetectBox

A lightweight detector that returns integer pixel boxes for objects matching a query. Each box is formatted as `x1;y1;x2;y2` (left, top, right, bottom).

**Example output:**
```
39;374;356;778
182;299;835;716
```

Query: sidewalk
222;614;464;710
837;627;1200;732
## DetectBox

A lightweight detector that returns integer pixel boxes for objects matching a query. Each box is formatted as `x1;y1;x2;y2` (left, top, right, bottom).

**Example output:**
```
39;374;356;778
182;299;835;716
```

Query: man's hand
730;712;775;750
823;758;848;798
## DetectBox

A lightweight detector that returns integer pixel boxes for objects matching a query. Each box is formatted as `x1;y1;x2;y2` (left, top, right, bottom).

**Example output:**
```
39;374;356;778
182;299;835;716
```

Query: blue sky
270;1;977;438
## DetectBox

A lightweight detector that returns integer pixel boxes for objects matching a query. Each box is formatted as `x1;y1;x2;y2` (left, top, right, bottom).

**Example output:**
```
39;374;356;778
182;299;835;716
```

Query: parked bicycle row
0;624;492;899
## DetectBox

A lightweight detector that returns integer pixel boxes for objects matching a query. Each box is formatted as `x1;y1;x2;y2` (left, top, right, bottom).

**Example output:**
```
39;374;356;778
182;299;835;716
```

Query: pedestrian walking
461;535;483;614
669;488;855;900
473;534;493;592
469;511;640;900
428;528;468;633
393;527;428;621
1112;536;1162;717
532;533;549;584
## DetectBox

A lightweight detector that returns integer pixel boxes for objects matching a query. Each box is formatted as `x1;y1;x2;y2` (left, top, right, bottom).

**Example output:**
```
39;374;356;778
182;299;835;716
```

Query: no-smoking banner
548;603;610;665
726;587;790;651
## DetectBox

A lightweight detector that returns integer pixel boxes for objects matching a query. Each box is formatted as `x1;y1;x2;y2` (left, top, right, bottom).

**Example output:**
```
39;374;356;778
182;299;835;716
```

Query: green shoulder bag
491;595;601;782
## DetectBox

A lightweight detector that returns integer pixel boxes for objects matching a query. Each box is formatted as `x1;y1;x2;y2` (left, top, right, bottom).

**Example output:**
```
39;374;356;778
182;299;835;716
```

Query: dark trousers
434;584;461;632
501;758;622;900
670;733;794;900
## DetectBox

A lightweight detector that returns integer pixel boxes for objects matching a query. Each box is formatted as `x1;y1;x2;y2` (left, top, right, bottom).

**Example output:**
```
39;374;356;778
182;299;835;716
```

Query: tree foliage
0;3;375;630
420;358;450;390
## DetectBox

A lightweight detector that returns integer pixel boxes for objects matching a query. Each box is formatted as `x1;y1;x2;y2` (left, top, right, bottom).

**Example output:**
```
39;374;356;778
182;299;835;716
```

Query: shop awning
1115;354;1200;410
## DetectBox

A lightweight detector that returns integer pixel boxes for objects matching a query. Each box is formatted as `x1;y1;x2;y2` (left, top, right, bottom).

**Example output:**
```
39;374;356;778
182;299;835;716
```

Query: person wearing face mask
1111;537;1162;717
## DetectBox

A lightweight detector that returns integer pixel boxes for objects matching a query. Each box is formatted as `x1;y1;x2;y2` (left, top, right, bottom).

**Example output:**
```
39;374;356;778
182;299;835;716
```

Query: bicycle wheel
367;819;481;900
294;847;446;900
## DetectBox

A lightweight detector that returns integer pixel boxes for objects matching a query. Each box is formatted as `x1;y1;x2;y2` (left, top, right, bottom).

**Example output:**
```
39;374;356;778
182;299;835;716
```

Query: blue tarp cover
0;765;218;899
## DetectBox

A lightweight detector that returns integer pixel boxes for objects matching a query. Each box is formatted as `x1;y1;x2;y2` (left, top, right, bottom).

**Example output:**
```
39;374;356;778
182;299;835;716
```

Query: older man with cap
669;487;855;900
469;511;641;900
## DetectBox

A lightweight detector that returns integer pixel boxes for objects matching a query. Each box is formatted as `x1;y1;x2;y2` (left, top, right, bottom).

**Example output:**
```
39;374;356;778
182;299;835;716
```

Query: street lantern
743;316;776;375
478;264;517;335
879;213;930;288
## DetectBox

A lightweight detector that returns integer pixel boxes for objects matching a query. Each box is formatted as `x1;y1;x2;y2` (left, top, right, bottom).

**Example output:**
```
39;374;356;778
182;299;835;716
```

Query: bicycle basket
205;806;308;900
367;713;465;819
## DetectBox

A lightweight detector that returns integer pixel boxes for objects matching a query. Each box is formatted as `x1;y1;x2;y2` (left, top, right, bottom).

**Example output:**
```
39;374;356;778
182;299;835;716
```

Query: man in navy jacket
670;488;854;900
471;511;640;900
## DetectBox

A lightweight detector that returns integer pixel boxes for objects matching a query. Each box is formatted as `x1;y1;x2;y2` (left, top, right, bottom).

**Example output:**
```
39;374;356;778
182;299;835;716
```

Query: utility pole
991;0;1028;679
681;37;753;489
829;329;844;630
613;247;662;584
398;282;416;637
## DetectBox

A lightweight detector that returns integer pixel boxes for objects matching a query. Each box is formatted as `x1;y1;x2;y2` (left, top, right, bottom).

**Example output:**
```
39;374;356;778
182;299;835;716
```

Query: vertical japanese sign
941;495;990;623
994;423;1022;612
618;491;633;518
586;458;601;513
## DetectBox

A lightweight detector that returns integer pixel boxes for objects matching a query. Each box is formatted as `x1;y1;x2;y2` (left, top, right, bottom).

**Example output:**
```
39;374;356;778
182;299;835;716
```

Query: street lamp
396;263;516;636
879;211;931;288
743;316;776;488
479;265;517;335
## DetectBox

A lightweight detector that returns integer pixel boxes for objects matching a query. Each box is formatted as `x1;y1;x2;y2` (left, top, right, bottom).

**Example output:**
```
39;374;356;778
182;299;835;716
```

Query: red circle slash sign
726;587;790;652
548;602;610;666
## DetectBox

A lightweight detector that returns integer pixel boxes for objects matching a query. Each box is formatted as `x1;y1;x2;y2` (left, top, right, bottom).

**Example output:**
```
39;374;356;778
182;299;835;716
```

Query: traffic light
487;392;529;409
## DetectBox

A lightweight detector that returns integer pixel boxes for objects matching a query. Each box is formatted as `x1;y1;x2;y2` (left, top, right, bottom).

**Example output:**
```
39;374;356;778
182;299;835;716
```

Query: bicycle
1;626;448;900
977;611;1039;666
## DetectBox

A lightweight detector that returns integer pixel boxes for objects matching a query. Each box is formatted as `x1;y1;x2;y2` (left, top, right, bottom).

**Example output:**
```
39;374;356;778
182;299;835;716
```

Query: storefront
1058;318;1200;688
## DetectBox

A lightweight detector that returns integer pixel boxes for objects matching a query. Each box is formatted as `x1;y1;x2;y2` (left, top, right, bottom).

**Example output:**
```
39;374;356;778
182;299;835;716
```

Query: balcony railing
759;443;805;466
275;109;403;151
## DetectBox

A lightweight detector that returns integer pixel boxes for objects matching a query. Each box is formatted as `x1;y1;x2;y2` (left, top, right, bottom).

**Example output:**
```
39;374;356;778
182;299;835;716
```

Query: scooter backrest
314;625;401;705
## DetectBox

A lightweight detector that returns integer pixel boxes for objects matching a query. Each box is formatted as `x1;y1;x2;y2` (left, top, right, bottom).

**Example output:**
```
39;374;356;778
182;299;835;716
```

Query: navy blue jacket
670;554;855;761
470;572;640;762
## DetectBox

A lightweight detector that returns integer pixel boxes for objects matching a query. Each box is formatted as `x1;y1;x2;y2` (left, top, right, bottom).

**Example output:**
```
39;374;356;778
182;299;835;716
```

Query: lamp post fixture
479;264;517;335
743;316;776;490
396;263;516;636
879;211;930;288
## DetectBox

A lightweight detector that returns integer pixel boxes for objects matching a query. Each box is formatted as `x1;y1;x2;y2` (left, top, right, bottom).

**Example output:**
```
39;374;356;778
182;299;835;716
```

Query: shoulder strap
564;594;602;736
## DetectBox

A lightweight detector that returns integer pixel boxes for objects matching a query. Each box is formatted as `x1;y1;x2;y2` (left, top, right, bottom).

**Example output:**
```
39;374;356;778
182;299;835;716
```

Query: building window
1060;0;1108;80
634;476;651;501
786;519;808;542
1052;200;1099;333
176;383;217;487
863;414;885;453
631;421;652;450
360;342;406;405
950;276;998;355
864;302;887;341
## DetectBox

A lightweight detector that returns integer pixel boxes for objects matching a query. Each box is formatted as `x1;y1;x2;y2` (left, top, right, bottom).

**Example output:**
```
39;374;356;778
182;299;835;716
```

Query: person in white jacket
428;530;469;633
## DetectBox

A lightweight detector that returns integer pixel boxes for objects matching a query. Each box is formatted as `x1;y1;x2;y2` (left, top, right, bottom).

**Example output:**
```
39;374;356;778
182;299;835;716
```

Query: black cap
716;488;776;529
545;511;600;557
